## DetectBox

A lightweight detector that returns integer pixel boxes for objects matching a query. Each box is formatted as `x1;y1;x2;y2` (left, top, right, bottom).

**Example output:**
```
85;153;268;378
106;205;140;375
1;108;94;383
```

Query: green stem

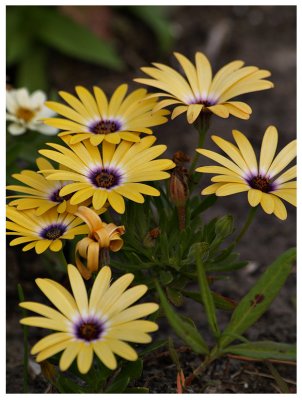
17;284;29;393
235;206;258;245
189;113;211;177
56;248;68;271
185;345;221;387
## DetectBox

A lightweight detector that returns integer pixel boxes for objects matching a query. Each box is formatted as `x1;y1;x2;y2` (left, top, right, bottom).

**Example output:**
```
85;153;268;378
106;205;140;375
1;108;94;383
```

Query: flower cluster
6;51;296;381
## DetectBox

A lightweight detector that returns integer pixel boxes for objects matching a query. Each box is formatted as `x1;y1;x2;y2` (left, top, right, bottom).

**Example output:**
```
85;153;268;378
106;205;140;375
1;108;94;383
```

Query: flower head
6;88;57;135
196;126;296;220
74;206;125;279
6;206;89;253
39;136;175;214
134;52;273;124
19;264;159;373
6;158;95;215
43;84;169;146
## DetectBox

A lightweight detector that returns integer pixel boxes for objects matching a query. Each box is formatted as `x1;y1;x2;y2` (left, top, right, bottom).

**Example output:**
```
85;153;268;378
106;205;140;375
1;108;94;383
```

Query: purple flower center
40;223;67;240
89;119;122;135
247;175;275;193
89;167;122;189
74;317;104;342
50;186;73;203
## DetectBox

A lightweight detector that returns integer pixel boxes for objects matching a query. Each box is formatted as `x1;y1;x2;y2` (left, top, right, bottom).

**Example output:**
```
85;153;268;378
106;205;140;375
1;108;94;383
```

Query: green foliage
222;341;296;362
127;6;174;52
219;248;296;349
7;5;124;91
155;280;209;354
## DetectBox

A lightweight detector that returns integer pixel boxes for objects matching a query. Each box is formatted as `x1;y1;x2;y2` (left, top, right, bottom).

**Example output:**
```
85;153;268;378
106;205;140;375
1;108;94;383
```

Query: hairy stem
235;206;258;245
189;113;211;177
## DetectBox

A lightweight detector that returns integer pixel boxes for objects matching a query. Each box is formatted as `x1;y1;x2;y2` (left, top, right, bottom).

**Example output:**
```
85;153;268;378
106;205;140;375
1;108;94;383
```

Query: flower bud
215;215;234;239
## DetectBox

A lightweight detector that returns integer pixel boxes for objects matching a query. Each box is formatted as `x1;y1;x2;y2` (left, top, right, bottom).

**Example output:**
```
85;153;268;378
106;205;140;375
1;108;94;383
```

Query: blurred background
6;5;296;393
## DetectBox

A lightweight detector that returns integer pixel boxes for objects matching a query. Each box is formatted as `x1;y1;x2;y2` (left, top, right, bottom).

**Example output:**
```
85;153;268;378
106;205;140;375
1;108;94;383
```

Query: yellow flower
134;51;273;123
6;206;89;253
196;126;296;220
75;206;125;279
39;136;175;214
43;84;169;146
7;157;94;215
19;264;159;373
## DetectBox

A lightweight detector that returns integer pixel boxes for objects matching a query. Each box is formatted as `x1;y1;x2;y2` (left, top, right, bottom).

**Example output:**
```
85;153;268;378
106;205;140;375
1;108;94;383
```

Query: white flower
6;88;58;136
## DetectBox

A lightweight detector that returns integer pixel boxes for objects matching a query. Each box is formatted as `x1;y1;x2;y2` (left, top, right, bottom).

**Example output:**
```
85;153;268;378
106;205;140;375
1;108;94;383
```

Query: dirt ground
6;5;296;393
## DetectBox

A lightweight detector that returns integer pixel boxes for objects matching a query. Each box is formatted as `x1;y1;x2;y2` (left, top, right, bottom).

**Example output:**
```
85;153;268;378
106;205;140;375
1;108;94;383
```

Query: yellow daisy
38;136;175;214
6;157;93;215
6;206;89;253
75;206;125;279
19;264;159;374
134;51;274;123
196;126;296;220
43;84;169;146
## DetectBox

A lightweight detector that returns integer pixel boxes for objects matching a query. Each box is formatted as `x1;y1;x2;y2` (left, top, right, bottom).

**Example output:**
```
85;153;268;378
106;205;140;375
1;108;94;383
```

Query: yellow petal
267;140;297;177
77;344;93;374
247;189;262;207
36;340;71;362
216;183;249;196
107;339;137;361
260;193;275;214
186;104;203;124
109;303;159;325
201;183;224;195
232;130;258;175
35;240;52;254
35;278;78;319
49;239;63;252
89;266;111;313
272;196;287;220
31;332;72;355
93;342;117;370
259;126;278;175
106;285;148;317
60;341;83;371
195;52;212;98
211;135;249;172
207;104;229;118
67;264;89;314
92;190;108;210
108;191;125;214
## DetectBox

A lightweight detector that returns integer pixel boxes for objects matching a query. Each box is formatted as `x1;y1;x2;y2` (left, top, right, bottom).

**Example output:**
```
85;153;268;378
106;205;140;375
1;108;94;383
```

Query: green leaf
6;7;32;66
139;339;168;357
31;7;124;70
191;195;217;219
182;290;237;311
119;359;143;380
159;270;173;285
223;341;296;362
128;6;173;53
105;376;130;393
166;287;184;307
219;248;296;349
16;45;48;91
195;246;220;338
155;280;209;354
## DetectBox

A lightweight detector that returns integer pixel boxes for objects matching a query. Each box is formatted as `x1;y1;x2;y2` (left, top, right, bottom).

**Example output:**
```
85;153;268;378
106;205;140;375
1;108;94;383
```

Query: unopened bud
215;215;234;239
40;360;57;384
169;166;189;208
172;151;190;165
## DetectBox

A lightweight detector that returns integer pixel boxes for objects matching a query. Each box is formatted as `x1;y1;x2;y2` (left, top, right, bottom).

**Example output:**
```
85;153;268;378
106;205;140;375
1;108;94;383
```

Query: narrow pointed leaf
195;246;220;337
155;280;209;354
219;248;296;349
223;341;296;362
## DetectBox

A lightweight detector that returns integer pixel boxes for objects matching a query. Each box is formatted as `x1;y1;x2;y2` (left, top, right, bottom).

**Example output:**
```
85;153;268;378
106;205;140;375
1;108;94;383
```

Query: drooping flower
196;126;296;220
43;84;169;146
6;206;89;253
7;158;94;215
38;136;175;214
134;52;274;124
6;88;57;135
19;264;159;373
74;206;125;279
